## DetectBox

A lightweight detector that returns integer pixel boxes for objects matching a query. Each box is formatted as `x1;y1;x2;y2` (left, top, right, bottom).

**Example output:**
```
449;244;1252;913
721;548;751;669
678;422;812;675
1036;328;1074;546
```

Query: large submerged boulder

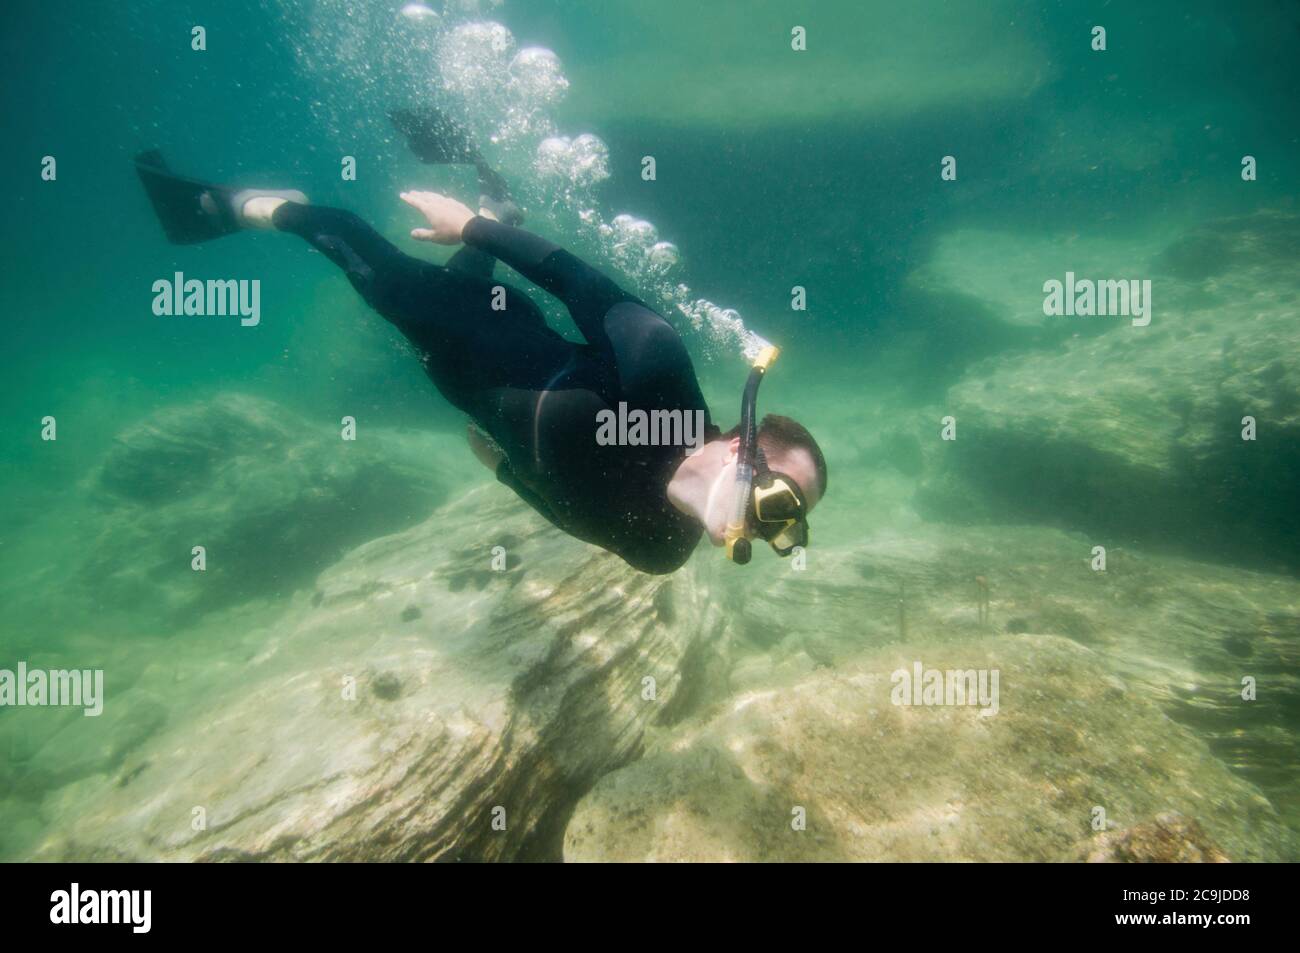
31;485;722;862
724;521;1300;831
563;634;1295;862
78;393;456;623
904;211;1300;570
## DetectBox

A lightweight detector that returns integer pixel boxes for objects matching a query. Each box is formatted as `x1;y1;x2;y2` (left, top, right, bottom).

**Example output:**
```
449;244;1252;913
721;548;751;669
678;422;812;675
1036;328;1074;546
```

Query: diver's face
703;443;820;546
669;438;820;546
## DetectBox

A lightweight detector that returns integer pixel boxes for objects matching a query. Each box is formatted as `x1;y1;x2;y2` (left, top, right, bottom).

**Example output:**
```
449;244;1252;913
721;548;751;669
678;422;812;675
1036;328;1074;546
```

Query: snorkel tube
725;344;780;564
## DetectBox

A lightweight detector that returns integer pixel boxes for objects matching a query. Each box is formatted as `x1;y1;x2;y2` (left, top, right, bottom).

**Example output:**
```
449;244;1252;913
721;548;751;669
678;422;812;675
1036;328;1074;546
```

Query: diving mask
749;450;809;556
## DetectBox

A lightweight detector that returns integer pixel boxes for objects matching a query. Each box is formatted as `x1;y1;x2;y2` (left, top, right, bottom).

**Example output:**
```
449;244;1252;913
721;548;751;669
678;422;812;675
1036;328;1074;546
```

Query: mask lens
752;474;804;523
768;520;808;555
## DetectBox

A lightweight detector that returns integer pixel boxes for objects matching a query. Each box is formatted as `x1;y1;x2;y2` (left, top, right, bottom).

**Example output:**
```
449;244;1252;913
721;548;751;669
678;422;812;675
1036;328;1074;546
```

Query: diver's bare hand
400;190;476;244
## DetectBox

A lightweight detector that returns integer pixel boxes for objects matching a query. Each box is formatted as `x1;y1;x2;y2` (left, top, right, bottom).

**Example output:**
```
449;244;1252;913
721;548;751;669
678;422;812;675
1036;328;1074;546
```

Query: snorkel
725;345;780;564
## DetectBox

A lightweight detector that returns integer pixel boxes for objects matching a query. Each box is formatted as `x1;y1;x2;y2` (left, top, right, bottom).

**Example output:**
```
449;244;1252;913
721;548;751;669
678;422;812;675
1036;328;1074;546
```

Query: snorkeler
133;109;826;573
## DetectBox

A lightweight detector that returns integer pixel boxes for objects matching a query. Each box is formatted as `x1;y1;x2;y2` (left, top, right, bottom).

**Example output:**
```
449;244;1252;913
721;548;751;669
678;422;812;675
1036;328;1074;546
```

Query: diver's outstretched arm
400;190;640;349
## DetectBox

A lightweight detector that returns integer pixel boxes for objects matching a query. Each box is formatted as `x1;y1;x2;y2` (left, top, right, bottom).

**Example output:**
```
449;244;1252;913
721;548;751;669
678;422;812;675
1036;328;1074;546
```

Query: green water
2;0;1298;861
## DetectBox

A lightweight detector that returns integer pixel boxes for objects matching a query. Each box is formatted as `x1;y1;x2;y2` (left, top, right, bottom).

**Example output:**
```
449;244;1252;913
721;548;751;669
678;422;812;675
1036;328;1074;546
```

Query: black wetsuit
273;203;716;574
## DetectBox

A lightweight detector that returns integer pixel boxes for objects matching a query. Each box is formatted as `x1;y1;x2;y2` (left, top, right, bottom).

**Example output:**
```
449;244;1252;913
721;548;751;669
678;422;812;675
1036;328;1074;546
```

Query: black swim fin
389;106;482;165
388;106;522;223
134;149;243;245
134;150;307;244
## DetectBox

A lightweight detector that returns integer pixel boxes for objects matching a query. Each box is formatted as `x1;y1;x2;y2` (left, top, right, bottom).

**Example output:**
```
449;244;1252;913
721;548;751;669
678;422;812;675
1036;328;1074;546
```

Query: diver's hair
723;414;828;500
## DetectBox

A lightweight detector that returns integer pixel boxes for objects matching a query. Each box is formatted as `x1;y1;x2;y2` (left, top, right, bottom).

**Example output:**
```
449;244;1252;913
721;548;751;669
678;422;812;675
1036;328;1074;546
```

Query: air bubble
438;22;515;98
647;242;680;273
399;2;440;23
625;219;658;245
382;3;762;358
532;134;609;189
509;47;568;105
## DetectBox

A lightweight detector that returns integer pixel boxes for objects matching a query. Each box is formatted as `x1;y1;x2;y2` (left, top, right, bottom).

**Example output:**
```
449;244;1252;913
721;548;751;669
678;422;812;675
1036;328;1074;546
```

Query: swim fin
388;106;522;223
389;106;482;165
134;150;307;244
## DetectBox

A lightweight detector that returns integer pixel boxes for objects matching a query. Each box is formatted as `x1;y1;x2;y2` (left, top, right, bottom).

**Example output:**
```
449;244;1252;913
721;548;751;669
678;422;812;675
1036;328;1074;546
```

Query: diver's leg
269;202;437;320
388;106;523;225
133;151;421;313
133;149;307;245
475;170;523;226
270;201;571;399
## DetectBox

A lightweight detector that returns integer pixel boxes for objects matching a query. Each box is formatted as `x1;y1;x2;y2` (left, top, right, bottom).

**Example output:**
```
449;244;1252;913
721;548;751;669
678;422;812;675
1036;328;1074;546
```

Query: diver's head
668;414;827;547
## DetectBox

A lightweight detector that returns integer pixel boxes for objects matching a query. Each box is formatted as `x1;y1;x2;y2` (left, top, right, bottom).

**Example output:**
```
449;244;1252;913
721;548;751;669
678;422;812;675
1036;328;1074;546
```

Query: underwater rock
78;393;453;623
7;697;168;800
563;635;1295;862
31;485;722;862
1080;811;1229;863
907;227;1168;331
728;521;1300;832
94;393;295;504
912;210;1300;571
